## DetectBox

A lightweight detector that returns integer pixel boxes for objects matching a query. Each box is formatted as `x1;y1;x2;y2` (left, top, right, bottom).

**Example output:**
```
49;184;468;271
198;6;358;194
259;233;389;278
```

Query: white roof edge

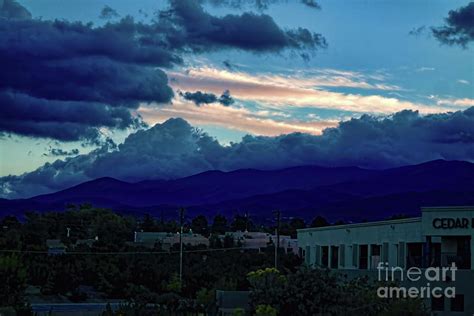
297;217;422;233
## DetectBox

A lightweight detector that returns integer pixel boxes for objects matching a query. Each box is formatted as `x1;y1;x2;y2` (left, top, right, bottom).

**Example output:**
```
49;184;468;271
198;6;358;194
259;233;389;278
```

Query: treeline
0;205;421;315
1;204;338;250
0;205;302;314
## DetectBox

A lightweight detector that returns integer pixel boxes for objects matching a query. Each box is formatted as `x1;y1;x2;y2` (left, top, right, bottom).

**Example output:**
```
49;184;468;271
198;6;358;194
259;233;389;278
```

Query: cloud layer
167;67;471;114
0;0;324;142
160;0;327;52
0;4;176;141
180;90;235;106
2;107;474;198
432;2;474;47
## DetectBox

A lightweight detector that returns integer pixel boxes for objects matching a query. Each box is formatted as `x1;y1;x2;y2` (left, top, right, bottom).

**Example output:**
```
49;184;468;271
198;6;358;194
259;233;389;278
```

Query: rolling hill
1;159;473;221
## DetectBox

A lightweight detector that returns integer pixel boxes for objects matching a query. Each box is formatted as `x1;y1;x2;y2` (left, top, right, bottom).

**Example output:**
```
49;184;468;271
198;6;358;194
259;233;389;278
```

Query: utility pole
273;210;281;270
179;207;185;290
245;211;249;231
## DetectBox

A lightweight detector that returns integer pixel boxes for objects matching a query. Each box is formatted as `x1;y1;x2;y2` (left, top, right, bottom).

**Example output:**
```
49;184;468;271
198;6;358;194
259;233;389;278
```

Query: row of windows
305;242;408;269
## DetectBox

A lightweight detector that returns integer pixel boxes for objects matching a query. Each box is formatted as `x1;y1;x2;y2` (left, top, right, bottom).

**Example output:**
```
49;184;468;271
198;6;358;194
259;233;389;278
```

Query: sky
0;0;473;198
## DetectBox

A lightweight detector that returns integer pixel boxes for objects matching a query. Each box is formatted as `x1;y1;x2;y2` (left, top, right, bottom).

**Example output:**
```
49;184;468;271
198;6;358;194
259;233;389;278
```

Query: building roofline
297;217;421;233
421;206;474;212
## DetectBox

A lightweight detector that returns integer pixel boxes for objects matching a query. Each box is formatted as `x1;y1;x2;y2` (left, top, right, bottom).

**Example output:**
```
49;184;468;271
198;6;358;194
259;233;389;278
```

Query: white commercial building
224;231;298;253
297;206;474;315
134;231;209;250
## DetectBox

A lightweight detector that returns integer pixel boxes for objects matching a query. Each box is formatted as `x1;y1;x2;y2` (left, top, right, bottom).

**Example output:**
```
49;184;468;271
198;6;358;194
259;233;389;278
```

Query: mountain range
1;159;473;222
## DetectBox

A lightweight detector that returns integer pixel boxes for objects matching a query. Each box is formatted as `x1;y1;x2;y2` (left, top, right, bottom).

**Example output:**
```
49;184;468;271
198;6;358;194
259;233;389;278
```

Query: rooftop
297;217;421;233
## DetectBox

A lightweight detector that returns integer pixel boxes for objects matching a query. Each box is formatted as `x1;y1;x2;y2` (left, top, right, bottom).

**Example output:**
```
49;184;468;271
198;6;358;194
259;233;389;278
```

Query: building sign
432;217;474;229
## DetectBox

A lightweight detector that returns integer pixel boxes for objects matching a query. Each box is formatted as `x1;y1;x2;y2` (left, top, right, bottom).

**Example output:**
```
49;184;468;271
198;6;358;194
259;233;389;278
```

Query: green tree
211;215;228;234
231;215;252;231
0;255;27;308
140;214;156;231
310;215;329;228
209;234;223;248
196;287;214;313
280;218;306;238
223;234;235;248
247;268;287;312
248;268;429;316
22;212;49;249
256;305;278;316
191;215;209;236
166;273;182;293
0;215;21;229
233;308;245;316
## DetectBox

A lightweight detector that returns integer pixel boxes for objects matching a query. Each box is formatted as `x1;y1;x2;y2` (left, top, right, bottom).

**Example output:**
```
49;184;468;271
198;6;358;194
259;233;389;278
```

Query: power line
178;207;185;289
0;246;248;256
273;210;281;269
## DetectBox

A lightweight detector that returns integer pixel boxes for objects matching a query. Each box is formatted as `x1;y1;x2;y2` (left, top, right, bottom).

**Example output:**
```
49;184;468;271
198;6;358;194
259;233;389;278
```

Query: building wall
297;218;423;269
297;207;474;315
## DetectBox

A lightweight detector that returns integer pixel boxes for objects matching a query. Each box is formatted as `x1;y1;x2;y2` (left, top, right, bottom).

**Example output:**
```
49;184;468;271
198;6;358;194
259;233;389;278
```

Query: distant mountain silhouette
1;160;473;221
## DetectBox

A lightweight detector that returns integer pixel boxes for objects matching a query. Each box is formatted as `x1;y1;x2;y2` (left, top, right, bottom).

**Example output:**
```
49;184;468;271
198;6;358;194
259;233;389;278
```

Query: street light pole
179;207;185;290
273;210;281;270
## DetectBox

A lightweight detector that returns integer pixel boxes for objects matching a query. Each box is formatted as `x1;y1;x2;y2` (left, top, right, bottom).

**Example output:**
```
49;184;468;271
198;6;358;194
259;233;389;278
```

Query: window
330;246;339;268
451;295;464;312
382;242;389;262
394;244;398;265
371;244;381;269
321;246;329;267
431;297;444;311
398;242;406;268
315;245;321;266
406;243;423;268
359;245;368;269
339;245;345;268
305;246;311;265
352;244;358;268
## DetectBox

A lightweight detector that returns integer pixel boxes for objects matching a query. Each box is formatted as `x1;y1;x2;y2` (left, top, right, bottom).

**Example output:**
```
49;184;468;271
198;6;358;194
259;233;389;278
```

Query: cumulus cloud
0;0;31;19
0;7;176;142
432;2;474;47
0;0;325;143
180;90;235;106
2;108;474;198
160;0;327;52
0;91;145;141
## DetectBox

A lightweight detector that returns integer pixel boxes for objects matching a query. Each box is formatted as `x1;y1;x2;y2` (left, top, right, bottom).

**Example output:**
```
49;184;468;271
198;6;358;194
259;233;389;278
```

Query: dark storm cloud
0;0;31;19
181;91;218;105
3;108;474;198
0;6;176;141
3;56;173;107
180;90;234;106
160;0;327;52
218;90;235;106
100;5;119;19
432;2;474;47
0;91;142;140
202;0;320;10
45;148;80;157
0;0;327;142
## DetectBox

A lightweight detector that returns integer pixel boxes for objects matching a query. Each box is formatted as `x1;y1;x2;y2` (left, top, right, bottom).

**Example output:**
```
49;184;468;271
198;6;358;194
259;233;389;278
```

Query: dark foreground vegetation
0;205;428;315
